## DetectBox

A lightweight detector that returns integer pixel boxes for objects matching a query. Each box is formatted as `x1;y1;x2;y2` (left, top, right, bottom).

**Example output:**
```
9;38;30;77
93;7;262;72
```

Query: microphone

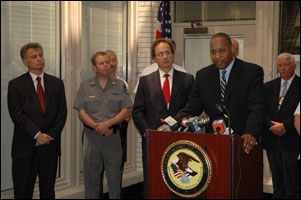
177;117;188;132
159;116;179;131
212;119;226;134
186;116;202;133
215;104;232;135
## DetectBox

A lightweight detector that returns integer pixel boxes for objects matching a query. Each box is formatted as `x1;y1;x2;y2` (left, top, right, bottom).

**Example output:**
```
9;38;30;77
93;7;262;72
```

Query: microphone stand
222;105;231;135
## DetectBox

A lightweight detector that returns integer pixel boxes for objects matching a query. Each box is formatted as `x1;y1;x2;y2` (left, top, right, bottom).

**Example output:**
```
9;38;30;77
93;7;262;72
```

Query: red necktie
36;77;45;113
162;74;170;106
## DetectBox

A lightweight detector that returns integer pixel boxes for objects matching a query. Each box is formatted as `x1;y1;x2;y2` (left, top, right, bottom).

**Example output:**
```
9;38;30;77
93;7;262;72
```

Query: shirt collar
29;71;44;82
159;67;174;78
281;74;295;87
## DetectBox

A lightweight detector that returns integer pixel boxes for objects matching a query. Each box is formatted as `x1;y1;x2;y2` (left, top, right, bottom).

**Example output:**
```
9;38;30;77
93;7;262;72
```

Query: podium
146;130;263;199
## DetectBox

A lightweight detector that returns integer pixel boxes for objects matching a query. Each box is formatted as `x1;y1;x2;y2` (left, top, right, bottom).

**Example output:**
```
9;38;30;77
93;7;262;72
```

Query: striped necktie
220;70;227;102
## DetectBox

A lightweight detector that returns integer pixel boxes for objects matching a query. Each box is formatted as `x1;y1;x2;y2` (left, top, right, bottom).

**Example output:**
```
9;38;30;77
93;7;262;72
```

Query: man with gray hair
262;52;300;199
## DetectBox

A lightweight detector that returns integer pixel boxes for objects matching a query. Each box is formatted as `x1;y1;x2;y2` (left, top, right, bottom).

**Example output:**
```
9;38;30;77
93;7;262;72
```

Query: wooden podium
146;130;263;199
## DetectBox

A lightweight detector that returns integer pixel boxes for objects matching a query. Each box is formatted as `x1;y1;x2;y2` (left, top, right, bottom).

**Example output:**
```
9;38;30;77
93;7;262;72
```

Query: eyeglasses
156;51;171;58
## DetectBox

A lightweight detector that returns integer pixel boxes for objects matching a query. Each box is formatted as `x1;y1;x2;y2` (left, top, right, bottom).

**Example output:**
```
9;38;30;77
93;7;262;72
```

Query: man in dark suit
176;32;265;154
132;38;194;180
7;43;67;199
262;53;300;199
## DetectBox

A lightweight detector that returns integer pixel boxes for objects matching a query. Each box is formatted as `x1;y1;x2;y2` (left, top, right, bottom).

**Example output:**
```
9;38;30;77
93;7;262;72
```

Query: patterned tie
281;81;288;97
162;74;170;106
278;81;288;110
36;77;45;113
220;70;227;102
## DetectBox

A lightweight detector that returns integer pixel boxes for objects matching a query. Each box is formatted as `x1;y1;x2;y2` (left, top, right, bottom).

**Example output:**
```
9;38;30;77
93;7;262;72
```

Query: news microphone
212;119;226;134
215;104;232;135
186;117;202;133
159;116;179;131
177;118;188;131
215;104;229;119
199;117;210;126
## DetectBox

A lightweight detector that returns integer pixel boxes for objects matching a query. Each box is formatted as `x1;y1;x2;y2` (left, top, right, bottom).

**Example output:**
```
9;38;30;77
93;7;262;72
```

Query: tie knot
222;70;227;75
283;81;288;87
36;76;41;82
164;74;169;79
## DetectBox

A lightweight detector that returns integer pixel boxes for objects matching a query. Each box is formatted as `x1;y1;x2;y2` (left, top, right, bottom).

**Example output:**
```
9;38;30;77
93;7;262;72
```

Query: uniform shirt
73;76;133;123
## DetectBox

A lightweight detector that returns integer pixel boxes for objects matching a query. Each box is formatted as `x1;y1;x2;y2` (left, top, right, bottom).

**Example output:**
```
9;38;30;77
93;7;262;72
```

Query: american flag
156;1;172;39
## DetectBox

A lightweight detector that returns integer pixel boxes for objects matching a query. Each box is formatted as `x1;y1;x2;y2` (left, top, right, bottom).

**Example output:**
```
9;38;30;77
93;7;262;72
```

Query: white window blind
81;1;126;81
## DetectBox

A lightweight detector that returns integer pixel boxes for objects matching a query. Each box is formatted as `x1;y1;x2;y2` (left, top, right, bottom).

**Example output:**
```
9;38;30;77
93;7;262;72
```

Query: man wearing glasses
132;38;194;181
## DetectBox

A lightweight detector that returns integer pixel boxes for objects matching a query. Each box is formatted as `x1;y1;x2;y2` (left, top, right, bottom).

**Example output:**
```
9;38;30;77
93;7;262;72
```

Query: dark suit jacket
177;58;265;140
133;69;194;135
8;72;67;159
262;75;300;151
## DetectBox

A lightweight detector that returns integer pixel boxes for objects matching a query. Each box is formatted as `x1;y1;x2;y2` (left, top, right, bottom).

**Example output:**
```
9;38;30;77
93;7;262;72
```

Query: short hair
20;43;43;60
91;51;110;66
277;52;296;65
151;38;175;58
211;32;232;47
105;50;117;58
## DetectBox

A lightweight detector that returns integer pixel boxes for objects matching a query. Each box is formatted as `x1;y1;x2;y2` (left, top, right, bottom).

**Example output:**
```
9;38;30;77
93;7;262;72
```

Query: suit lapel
153;70;167;109
223;60;240;104
169;70;179;109
43;73;50;113
273;78;281;111
281;76;299;109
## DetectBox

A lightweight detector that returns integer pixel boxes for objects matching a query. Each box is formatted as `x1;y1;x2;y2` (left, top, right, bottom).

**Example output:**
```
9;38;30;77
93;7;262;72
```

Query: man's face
153;42;174;71
109;54;118;75
92;54;111;76
22;48;45;73
210;37;234;70
277;56;296;81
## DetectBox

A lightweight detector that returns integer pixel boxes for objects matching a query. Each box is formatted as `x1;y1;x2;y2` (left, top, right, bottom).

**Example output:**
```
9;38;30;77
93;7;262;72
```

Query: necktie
278;81;288;110
281;81;288;97
36;77;45;113
220;70;227;102
162;74;170;106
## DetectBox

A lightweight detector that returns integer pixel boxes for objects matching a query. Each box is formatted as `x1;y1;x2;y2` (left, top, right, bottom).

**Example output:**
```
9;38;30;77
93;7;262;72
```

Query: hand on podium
241;134;256;154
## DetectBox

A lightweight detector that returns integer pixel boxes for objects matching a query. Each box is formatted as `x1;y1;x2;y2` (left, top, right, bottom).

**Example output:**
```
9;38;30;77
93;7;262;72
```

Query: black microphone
215;104;232;135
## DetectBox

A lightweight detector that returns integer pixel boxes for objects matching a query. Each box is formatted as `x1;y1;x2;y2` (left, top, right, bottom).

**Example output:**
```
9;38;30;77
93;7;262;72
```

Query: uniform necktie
220;70;227;102
162;74;170;106
36;77;45;113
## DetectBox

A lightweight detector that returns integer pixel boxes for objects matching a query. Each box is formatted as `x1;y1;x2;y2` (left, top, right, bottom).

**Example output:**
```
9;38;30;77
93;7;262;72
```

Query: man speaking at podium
175;32;265;154
132;38;194;180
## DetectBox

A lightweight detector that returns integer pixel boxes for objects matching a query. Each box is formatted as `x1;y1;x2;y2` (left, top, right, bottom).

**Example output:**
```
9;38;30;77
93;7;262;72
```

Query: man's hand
35;133;54;146
241;134;256;154
269;120;286;136
95;121;114;136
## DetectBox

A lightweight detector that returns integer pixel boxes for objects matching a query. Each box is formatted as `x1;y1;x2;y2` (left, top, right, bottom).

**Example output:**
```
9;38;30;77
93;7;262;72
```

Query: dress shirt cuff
34;131;41;139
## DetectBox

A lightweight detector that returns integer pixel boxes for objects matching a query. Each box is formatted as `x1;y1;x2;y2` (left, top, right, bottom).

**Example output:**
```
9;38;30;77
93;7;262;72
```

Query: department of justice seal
161;140;212;198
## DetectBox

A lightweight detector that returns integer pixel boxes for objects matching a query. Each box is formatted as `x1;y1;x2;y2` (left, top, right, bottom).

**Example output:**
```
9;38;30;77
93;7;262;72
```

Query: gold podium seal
161;140;212;198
